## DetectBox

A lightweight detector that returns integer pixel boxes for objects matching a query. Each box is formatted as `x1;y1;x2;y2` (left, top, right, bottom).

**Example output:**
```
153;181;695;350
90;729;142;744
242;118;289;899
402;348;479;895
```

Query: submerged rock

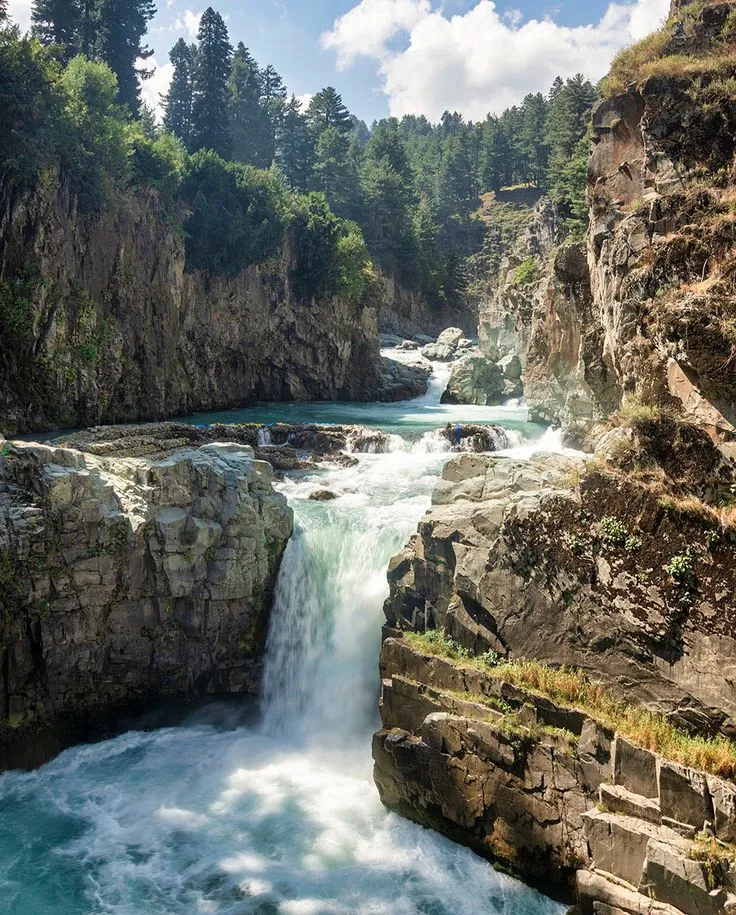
0;439;293;770
309;489;338;501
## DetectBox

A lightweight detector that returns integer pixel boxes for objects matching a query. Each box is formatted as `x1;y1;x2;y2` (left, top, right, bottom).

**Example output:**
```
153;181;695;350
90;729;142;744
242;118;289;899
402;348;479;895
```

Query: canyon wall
0;436;293;769
0;178;384;433
479;0;736;440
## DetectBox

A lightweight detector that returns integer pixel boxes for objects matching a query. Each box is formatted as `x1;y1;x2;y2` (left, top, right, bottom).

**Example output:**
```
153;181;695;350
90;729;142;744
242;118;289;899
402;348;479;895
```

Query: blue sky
8;0;669;122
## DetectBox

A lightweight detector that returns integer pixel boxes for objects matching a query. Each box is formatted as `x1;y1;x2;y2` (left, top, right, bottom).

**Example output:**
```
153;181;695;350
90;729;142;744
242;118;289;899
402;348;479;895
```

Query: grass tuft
406;630;736;780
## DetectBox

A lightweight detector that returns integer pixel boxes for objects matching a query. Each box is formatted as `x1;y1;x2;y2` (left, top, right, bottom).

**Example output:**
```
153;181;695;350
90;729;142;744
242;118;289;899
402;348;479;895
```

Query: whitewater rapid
0;360;569;915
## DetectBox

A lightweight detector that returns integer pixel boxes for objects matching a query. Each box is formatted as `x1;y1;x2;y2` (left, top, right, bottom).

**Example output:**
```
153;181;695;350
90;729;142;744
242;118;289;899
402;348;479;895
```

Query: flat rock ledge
0;439;293;769
375;637;736;914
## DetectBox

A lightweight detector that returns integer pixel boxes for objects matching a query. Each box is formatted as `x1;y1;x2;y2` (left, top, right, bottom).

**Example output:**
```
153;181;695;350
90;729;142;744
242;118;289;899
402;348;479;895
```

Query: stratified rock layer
375;636;736;912
0;439;293;768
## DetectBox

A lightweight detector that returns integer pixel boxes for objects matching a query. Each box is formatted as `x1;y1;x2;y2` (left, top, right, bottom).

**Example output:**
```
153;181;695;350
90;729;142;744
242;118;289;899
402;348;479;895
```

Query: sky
7;0;670;123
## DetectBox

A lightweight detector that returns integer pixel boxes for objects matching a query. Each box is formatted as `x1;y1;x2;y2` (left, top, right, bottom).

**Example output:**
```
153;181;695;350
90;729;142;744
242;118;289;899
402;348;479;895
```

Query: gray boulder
441;356;506;405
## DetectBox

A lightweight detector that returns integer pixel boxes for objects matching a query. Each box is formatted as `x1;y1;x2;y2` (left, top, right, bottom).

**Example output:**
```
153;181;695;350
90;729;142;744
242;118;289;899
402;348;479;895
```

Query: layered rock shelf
374;636;736;913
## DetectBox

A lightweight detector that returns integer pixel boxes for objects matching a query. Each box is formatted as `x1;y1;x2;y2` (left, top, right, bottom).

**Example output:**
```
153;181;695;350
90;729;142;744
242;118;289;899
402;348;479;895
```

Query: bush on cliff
180;150;287;276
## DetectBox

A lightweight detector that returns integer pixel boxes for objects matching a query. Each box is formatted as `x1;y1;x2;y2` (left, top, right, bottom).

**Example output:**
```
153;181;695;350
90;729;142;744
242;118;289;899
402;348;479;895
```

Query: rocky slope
0;177;386;434
0;435;293;769
376;635;736;912
376;426;736;910
479;0;736;440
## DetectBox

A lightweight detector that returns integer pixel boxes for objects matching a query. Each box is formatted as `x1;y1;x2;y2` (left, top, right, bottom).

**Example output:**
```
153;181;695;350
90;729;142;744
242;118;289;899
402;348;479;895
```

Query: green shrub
60;55;129;210
336;221;373;303
600;515;629;547
127;126;187;201
181;150;286;276
667;552;695;582
514;256;538;285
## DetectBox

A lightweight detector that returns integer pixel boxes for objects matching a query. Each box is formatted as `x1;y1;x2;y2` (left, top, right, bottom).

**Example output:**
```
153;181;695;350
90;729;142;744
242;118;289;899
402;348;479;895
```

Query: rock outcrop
0;438;293;769
478;0;736;440
0;179;383;433
383;443;736;736
379;274;477;339
375;635;736;911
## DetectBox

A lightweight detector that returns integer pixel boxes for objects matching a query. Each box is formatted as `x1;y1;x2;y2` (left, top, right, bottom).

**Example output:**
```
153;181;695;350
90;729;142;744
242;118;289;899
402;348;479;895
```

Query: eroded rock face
0;180;383;433
374;636;736;910
0;439;293;768
383;452;736;737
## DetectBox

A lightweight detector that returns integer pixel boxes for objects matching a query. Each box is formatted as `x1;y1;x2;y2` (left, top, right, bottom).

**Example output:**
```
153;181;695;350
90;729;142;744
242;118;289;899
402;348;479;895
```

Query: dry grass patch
406;631;736;780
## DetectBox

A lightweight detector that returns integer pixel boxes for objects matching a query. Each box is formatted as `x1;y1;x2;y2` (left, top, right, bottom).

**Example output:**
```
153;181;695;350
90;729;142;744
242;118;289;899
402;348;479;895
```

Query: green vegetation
600;515;629;547
667;551;695;582
514;256;538;285
1;4;596;304
406;630;736;780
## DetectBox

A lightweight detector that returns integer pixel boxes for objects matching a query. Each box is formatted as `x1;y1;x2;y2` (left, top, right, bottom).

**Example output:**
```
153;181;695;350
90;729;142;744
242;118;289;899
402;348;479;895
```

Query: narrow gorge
2;0;736;911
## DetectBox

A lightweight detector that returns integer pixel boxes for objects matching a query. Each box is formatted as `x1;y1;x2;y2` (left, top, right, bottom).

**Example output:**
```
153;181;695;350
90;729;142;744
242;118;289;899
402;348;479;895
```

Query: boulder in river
441;355;507;405
309;489;338;501
421;327;465;362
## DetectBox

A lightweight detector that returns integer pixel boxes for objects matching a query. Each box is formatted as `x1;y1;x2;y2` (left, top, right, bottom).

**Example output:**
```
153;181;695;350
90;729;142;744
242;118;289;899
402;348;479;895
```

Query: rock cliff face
0;437;293;768
0;178;383;433
479;0;736;439
379;273;477;339
376;427;736;910
375;636;736;912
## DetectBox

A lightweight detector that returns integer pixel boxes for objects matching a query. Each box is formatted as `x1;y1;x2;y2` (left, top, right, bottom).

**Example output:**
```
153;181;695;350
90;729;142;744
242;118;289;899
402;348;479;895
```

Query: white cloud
6;0;32;31
296;92;314;111
139;56;174;120
321;0;669;120
174;8;201;39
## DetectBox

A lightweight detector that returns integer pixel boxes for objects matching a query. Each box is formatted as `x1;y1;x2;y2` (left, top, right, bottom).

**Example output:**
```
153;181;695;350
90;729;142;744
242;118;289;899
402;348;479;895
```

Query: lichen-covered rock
0;439;293;769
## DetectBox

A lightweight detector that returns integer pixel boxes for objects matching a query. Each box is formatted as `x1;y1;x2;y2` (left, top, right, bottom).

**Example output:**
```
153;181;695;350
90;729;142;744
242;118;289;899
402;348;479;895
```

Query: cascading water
0;357;568;915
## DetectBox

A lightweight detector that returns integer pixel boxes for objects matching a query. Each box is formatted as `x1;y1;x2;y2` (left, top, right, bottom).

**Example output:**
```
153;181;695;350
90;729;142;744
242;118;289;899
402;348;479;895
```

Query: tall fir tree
306;86;352;134
276;94;311;190
162;37;196;148
31;0;81;58
190;7;232;156
95;0;155;112
545;73;596;199
228;42;269;165
259;63;286;165
310;125;357;218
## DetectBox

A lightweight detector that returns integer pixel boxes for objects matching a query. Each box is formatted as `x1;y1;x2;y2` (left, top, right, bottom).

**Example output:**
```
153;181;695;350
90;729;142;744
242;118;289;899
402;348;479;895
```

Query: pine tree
190;7;232;156
435;132;476;219
95;0;155;113
276;94;311;190
228;42;268;165
545;73;597;199
259;63;286;165
306;86;352;134
138;100;157;138
519;92;548;187
163;38;196;148
31;0;82;60
0;0;7;21
310;124;356;218
479;116;508;193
